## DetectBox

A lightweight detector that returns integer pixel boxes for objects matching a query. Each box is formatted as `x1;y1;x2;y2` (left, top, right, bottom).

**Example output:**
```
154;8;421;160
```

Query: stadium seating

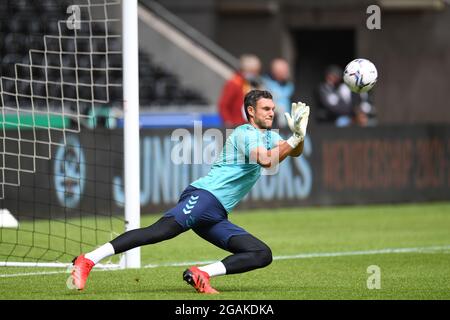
0;0;209;109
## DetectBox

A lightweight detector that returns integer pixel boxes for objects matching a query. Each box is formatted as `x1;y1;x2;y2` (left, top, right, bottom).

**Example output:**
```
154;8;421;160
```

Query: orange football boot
68;255;95;290
183;266;219;294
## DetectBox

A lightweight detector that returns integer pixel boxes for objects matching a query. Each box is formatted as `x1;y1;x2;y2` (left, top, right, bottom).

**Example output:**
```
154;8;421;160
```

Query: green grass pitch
1;202;449;300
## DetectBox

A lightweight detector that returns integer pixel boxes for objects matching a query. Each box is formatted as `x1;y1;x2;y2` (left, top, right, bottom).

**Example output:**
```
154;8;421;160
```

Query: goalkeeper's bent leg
221;234;273;274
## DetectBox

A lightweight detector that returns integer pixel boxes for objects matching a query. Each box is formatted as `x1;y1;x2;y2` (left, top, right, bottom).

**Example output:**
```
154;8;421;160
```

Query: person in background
262;58;295;129
218;54;263;128
354;92;377;127
315;64;354;127
315;64;376;127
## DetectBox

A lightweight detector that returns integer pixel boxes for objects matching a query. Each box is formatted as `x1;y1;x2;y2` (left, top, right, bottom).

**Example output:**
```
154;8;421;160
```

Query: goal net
0;0;140;268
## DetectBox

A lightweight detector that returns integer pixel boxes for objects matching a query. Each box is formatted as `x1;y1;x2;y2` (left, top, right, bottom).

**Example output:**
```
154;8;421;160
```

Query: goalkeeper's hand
285;102;310;148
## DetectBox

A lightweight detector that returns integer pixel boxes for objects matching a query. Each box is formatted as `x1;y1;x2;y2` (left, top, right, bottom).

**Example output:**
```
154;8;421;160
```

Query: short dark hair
243;90;273;121
325;64;342;77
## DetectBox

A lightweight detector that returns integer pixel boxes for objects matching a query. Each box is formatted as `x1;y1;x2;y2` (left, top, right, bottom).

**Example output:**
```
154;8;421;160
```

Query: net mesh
0;0;125;266
1;0;122;198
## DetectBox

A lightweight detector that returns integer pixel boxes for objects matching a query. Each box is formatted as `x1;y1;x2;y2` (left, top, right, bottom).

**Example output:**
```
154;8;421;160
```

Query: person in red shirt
218;54;263;128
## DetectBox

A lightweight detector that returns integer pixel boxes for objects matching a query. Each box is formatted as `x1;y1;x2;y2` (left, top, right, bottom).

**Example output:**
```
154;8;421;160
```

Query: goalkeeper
69;89;310;294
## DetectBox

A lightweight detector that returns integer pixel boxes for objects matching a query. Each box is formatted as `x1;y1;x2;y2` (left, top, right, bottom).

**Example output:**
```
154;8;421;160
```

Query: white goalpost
122;0;141;269
0;0;141;269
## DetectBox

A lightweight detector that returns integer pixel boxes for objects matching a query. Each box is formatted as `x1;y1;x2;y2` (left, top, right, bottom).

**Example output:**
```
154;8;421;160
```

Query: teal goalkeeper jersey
191;124;283;213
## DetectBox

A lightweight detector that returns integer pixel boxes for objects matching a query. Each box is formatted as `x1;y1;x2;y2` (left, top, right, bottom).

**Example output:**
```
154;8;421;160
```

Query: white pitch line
0;264;131;279
142;245;450;268
1;245;449;278
273;245;450;260
0;270;67;278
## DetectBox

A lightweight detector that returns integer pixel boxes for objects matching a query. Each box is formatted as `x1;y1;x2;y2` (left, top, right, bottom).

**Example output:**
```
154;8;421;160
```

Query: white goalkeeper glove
284;102;310;148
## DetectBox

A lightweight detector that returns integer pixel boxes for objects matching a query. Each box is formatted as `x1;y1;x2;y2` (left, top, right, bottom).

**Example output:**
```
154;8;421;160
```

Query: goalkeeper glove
285;102;310;148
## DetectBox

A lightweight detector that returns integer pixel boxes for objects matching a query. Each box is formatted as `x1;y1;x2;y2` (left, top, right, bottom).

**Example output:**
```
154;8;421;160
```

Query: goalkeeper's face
250;98;275;129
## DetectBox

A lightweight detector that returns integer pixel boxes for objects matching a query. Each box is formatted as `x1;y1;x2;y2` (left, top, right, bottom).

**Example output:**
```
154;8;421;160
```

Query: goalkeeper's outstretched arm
288;140;304;157
250;139;303;168
251;100;310;168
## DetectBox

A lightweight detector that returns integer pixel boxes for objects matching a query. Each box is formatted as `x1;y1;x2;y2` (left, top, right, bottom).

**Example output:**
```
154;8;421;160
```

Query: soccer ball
343;58;378;93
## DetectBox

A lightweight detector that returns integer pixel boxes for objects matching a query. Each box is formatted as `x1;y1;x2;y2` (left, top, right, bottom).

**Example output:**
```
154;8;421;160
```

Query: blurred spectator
218;54;263;128
315;64;376;127
355;92;377;127
262;58;294;128
315;65;353;126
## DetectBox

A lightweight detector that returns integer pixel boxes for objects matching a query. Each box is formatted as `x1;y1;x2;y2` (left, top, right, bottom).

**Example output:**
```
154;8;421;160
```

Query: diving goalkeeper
69;89;310;294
